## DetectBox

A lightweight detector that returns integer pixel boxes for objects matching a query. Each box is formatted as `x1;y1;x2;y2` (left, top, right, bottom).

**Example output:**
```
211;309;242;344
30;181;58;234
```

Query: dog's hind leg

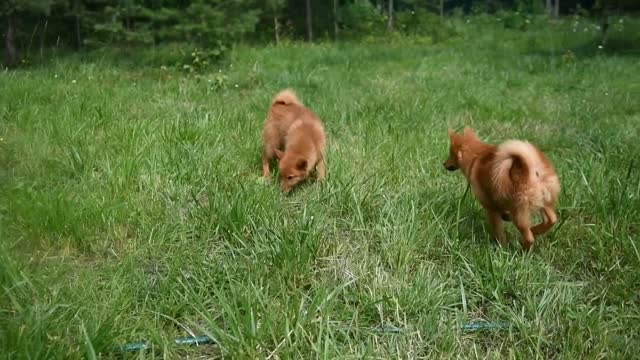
485;209;507;246
513;209;534;251
531;206;557;236
316;157;325;181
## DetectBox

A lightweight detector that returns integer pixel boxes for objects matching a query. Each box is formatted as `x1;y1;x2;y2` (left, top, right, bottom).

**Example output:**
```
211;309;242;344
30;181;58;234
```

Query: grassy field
1;16;640;359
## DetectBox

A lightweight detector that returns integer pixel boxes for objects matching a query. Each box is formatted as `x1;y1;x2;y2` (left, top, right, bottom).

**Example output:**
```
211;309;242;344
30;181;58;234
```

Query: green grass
1;16;640;359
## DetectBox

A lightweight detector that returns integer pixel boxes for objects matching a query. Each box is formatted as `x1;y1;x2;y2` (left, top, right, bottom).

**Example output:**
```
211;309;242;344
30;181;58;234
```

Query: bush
515;0;545;14
499;11;533;31
395;9;456;42
145;44;227;72
84;0;258;66
85;43;225;72
341;1;386;37
179;47;224;73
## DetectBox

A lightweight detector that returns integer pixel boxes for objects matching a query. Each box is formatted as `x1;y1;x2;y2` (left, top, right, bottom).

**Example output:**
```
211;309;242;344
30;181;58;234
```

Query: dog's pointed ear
463;127;475;138
296;159;307;171
275;149;284;160
448;128;455;139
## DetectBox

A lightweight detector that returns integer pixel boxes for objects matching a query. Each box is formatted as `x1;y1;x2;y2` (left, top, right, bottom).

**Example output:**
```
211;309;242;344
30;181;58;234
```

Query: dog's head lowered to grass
443;127;480;171
444;128;461;171
275;149;310;193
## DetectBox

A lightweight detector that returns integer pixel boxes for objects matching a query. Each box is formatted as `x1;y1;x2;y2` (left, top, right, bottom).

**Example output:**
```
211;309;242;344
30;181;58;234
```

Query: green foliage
499;10;534;31
3;0;640;68
77;0;262;68
470;1;489;15
341;0;386;37
514;0;545;14
1;0;55;14
89;4;154;45
396;8;457;42
180;48;219;73
82;43;227;72
338;1;458;42
152;1;260;45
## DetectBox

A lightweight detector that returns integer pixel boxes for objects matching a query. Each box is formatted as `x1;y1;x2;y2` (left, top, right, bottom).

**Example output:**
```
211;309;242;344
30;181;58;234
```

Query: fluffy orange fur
261;89;326;192
443;127;560;250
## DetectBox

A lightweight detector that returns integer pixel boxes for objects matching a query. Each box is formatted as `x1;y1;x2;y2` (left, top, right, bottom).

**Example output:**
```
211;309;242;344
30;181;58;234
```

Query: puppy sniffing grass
443;128;560;250
261;89;326;192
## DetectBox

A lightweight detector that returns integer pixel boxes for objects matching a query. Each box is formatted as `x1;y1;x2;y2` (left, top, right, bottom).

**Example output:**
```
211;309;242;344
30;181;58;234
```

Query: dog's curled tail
271;89;302;107
493;140;541;185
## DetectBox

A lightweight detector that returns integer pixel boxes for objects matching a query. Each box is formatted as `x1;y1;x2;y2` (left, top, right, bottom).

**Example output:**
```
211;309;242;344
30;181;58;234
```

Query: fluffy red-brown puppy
443;127;560;250
262;89;326;192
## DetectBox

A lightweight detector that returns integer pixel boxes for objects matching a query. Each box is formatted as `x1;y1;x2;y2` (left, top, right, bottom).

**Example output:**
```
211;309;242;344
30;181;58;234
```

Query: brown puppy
262;89;326;192
443;127;560;250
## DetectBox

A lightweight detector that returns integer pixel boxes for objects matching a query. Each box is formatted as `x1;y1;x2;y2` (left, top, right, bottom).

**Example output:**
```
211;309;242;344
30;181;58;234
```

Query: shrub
341;1;386;37
85;0;259;67
395;9;456;42
499;11;533;31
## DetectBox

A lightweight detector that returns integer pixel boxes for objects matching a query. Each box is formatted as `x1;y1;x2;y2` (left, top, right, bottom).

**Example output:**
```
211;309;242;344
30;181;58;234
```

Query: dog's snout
444;163;457;171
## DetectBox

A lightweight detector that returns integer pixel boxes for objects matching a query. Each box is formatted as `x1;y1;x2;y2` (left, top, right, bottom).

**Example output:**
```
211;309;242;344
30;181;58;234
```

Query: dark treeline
1;0;638;67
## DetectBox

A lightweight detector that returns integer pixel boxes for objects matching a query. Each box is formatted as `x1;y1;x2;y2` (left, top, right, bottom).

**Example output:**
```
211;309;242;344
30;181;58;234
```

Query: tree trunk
387;0;394;31
600;4;609;45
40;19;48;59
305;0;313;41
5;14;18;67
75;14;82;49
546;0;552;15
125;3;131;31
274;16;280;45
333;0;339;38
553;0;559;17
440;0;444;18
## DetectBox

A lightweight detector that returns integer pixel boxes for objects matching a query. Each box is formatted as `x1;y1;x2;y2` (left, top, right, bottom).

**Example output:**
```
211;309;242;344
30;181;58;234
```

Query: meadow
1;16;640;359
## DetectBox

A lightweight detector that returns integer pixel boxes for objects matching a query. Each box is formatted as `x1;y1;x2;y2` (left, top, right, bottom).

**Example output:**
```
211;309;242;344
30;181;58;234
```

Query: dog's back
265;90;306;138
490;141;559;210
284;114;326;154
261;89;326;188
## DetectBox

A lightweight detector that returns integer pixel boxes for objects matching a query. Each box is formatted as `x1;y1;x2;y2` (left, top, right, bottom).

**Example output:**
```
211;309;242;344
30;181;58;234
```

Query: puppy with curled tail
443;127;560;250
261;89;326;192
